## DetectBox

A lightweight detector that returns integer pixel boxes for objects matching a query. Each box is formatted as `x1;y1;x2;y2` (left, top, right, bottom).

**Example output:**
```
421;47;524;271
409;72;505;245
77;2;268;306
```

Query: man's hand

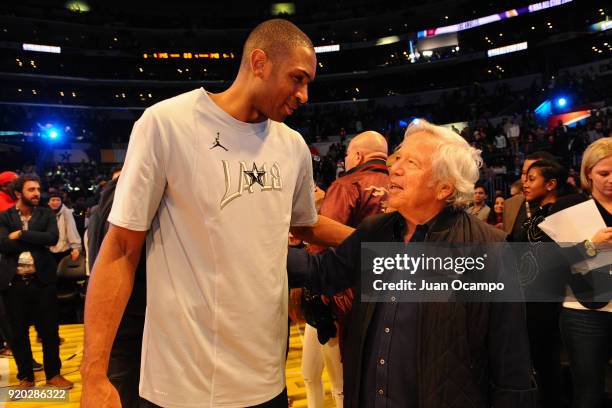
70;249;80;261
81;375;121;408
81;224;145;408
8;230;21;240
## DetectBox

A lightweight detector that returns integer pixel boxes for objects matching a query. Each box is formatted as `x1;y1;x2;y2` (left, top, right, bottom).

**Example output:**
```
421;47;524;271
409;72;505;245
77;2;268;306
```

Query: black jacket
0;206;59;290
87;178;146;345
289;209;537;408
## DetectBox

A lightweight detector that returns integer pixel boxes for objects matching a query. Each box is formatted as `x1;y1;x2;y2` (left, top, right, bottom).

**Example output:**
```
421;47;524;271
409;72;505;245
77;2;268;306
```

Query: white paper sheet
538;199;612;273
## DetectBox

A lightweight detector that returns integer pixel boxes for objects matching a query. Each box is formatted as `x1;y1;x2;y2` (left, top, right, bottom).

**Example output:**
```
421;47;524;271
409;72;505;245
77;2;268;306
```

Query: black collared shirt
359;221;429;408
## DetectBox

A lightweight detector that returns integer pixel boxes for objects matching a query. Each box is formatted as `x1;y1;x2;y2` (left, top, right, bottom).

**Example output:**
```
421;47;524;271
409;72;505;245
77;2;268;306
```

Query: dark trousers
109;339;143;408
140;388;289;408
2;275;61;381
0;296;12;348
560;307;612;408
526;302;566;408
51;251;70;268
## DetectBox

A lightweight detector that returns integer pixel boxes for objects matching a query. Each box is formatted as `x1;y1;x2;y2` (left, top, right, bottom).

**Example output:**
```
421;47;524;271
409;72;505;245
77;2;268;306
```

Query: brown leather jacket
319;159;389;228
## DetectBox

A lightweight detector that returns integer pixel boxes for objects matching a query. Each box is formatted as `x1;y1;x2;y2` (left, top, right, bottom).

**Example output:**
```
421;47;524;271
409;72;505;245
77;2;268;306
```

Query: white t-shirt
108;88;317;407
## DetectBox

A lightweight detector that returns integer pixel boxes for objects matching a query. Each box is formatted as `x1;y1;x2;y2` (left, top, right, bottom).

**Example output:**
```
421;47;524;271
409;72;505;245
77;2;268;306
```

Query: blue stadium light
399;120;408;127
556;97;567;108
39;123;63;141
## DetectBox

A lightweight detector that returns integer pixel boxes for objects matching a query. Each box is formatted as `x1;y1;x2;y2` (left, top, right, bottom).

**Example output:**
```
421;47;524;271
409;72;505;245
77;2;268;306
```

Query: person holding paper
555;137;612;408
520;158;577;408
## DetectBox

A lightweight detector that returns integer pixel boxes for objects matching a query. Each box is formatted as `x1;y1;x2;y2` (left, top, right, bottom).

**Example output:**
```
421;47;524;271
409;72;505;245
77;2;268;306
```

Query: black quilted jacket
289;209;537;407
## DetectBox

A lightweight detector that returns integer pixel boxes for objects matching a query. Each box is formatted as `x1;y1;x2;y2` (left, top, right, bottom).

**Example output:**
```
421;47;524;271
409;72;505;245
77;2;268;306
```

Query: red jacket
0;191;16;212
318;159;389;229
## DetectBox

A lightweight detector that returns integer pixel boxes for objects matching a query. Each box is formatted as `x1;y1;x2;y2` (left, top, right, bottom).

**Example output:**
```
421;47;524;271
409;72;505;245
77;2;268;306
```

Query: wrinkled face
493;196;505;214
17;181;40;207
48;197;62;210
255;46;316;122
473;187;487;205
521;159;537;185
589;155;612;200
388;134;439;213
523;167;554;202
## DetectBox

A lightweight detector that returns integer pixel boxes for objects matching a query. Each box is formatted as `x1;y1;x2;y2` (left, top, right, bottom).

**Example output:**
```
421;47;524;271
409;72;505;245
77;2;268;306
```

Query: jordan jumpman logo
210;132;228;151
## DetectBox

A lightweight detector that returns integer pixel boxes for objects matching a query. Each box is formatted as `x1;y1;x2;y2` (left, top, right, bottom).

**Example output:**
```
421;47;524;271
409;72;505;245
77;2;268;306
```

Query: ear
356;151;364;165
250;49;268;78
436;181;455;201
585;169;592;186
545;179;558;191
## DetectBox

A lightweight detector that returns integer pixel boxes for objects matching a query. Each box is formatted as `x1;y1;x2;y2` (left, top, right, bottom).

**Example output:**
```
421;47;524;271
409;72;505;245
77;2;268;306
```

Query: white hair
403;119;482;209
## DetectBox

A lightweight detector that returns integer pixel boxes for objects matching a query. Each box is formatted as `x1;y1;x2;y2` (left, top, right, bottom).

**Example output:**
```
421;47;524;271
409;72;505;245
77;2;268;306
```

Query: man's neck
17;201;32;216
208;81;267;124
473;202;485;210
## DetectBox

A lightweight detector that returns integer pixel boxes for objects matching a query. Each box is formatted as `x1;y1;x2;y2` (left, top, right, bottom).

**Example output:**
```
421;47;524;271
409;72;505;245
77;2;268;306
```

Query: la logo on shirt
220;160;283;209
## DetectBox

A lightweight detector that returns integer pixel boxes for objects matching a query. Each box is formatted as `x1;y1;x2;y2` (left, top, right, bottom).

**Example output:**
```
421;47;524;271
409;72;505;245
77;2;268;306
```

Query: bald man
302;131;389;407
319;131;390;227
81;19;353;408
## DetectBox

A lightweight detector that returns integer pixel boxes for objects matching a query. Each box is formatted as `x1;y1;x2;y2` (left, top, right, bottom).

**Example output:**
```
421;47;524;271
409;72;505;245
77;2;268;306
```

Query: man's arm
80;224;146;408
290;215;354;248
19;210;59;246
0;213;35;253
65;211;83;251
288;227;362;293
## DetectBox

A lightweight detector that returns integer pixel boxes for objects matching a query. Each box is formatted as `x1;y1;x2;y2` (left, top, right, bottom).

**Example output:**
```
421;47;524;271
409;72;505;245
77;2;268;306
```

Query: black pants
560;308;612;408
2;275;61;381
526;302;566;408
0;296;13;348
140;388;289;408
51;251;70;268
108;339;143;408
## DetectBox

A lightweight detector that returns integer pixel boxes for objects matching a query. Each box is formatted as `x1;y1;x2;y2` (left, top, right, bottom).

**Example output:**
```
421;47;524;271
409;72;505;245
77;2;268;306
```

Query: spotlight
556;98;567;107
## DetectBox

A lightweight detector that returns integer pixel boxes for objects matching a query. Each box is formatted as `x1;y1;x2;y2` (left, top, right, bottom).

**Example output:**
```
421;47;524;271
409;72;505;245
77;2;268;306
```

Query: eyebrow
296;69;313;82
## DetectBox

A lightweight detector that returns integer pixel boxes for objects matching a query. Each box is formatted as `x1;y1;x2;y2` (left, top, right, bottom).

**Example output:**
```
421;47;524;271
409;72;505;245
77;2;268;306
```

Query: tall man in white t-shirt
81;19;353;408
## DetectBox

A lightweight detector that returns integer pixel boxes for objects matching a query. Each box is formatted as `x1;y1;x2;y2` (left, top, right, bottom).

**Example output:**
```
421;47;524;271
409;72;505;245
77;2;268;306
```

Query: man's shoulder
145;88;201;121
0;207;14;222
34;206;54;218
463;212;506;242
335;169;390;188
358;211;399;233
273;122;308;147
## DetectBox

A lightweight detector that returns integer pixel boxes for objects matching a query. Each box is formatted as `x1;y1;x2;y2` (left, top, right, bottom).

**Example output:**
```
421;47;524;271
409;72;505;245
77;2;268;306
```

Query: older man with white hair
289;119;536;408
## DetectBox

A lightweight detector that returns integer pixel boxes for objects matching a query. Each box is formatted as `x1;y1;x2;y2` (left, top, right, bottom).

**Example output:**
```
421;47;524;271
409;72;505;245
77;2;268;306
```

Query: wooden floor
0;323;336;407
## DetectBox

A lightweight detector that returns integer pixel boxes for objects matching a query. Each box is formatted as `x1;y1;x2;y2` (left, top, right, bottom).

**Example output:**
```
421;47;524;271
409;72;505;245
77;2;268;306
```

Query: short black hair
13;174;40;194
474;182;488;195
526;151;556;162
241;19;313;67
527;159;575;197
48;192;62;200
